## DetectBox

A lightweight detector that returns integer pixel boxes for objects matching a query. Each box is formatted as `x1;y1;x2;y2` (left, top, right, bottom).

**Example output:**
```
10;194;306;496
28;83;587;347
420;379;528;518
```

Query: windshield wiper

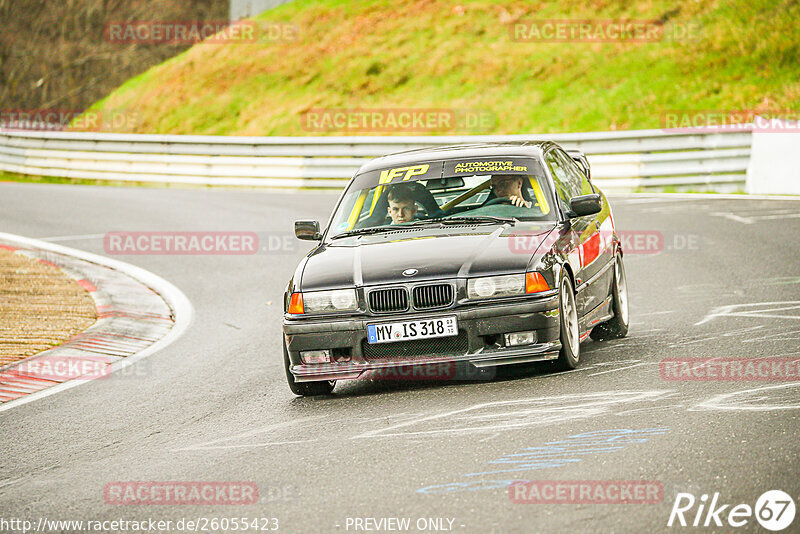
331;216;517;239
410;215;518;226
330;226;396;240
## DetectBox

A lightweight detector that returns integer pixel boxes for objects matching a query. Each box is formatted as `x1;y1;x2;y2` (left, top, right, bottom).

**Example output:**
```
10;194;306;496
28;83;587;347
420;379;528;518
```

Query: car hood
300;223;555;290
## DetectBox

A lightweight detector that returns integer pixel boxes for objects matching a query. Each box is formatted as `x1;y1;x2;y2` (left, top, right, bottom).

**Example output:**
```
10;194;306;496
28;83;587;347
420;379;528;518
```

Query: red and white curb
0;232;192;413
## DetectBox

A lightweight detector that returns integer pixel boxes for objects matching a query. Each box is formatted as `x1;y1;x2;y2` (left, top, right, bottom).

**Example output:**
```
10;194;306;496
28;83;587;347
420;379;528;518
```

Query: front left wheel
554;274;580;370
283;340;335;396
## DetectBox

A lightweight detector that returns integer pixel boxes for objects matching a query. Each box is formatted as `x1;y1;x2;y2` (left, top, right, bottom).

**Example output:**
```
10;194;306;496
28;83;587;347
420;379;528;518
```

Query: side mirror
567;194;602;218
295;220;322;241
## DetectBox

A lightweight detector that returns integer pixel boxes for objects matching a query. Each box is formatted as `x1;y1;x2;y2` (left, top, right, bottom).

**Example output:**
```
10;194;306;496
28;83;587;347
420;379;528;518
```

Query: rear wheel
283;340;335;396
590;253;629;340
555;274;580;370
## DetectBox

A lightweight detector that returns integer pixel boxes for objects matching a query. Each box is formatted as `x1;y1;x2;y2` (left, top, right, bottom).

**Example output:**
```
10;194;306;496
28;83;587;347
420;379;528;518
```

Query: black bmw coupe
283;142;628;395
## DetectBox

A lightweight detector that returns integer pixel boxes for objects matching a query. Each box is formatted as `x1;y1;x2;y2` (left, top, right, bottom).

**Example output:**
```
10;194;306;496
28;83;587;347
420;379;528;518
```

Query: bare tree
0;0;227;116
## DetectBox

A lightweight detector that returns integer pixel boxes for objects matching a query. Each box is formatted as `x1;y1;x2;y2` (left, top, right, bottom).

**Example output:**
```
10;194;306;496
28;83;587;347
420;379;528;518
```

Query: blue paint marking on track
417;427;669;494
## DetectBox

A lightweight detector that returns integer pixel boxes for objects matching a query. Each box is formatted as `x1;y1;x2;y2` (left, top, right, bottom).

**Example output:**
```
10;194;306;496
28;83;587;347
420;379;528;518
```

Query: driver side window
555;149;594;196
545;150;579;212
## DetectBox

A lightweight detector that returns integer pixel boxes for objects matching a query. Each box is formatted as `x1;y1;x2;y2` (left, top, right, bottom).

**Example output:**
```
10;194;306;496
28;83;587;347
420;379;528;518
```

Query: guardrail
0;127;753;191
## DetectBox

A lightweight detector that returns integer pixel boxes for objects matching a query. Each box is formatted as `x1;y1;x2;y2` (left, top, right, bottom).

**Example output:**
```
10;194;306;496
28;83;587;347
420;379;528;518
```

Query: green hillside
86;0;800;135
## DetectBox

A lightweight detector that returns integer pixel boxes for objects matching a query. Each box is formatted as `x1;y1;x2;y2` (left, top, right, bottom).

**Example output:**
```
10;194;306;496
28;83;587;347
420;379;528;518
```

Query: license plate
367;316;458;344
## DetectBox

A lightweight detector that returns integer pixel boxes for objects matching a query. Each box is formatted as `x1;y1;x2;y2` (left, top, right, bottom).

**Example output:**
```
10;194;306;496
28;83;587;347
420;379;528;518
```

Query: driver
488;175;532;208
386;183;418;224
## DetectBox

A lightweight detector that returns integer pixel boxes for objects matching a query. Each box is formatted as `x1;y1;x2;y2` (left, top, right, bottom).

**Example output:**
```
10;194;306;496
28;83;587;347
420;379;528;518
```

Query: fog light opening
481;334;501;349
504;331;537;347
300;349;332;364
332;348;352;362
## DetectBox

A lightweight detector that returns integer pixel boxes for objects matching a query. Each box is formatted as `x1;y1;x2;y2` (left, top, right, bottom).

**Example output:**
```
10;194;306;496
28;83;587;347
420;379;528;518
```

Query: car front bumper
283;294;562;382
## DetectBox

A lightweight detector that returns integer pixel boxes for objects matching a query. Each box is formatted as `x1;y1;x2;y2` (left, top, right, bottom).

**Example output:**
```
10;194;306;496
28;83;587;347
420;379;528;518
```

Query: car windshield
329;158;557;238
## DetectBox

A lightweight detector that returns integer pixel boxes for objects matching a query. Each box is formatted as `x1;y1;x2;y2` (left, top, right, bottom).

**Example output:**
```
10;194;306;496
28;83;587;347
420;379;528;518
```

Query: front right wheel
590;253;629;341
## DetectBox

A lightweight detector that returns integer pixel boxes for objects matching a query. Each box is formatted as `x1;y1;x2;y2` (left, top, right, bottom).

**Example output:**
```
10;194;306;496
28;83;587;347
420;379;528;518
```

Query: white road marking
616;197;684;204
177;439;317;451
173;417;323;451
636;311;675;317
710;212;755;224
39;233;106;242
670;326;766;347
173;413;427;452
0;477;25;491
351;390;674;439
761;276;800;286
611;193;800;201
614;403;685;416
588;362;651;376
695;302;800;325
692;383;800;411
751;213;800;221
742;328;800;343
584;341;650;356
771;349;800;358
710;211;800;224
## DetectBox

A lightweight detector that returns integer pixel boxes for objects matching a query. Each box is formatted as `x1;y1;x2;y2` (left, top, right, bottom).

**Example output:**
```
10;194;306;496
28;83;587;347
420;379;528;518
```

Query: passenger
489;175;532;208
386;184;419;224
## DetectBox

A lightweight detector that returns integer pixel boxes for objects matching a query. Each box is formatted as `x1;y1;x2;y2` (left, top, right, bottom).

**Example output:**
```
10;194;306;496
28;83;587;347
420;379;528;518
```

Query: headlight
468;274;525;299
302;289;358;312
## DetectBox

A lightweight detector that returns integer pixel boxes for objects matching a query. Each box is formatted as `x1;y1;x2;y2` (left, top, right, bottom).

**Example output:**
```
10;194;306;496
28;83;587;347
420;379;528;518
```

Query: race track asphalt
1;182;799;533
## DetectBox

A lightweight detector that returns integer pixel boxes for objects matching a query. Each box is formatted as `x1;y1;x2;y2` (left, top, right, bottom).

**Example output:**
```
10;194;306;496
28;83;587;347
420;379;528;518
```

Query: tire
590;253;629;341
555;274;580;370
283;340;335;396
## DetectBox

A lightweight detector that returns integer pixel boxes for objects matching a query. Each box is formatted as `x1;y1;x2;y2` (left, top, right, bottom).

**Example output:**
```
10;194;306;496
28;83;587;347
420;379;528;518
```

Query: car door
544;148;595;317
552;148;613;316
545;148;607;316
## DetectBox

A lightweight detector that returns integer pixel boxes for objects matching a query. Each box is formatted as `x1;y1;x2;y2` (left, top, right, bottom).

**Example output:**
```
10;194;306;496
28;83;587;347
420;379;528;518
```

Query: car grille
412;284;454;310
368;288;408;313
361;332;469;361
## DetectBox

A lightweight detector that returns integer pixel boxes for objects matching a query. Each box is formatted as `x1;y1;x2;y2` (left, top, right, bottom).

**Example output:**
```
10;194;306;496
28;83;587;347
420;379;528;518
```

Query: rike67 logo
668;490;796;531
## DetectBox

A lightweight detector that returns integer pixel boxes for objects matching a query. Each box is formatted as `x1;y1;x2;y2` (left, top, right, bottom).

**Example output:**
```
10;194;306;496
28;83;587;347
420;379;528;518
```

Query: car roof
356;141;556;174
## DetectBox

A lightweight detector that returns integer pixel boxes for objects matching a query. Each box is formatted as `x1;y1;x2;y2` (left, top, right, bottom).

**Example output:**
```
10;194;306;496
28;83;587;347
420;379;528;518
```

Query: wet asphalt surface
1;183;799;533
